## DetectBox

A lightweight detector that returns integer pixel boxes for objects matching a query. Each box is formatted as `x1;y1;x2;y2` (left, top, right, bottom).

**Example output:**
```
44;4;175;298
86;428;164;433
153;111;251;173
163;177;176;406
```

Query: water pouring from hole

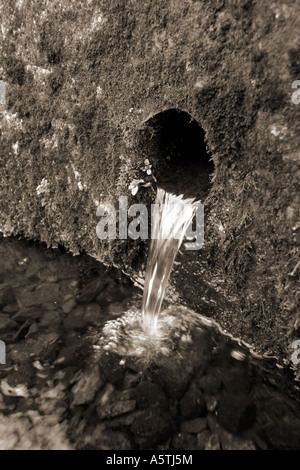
141;188;200;332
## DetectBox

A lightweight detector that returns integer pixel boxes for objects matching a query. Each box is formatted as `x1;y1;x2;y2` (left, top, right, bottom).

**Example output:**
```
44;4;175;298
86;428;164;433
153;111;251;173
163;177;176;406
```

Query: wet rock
77;278;107;304
217;394;256;434
61;296;77;314
63;306;88;329
172;432;197;450
198;369;222;394
196;430;211;450
72;365;104;406
130;406;172;448
180;417;207;434
133;381;168;410
84;302;102;324
205;433;221;450
97;399;136;420
0;283;16;308
180;383;206;418
12;307;42;322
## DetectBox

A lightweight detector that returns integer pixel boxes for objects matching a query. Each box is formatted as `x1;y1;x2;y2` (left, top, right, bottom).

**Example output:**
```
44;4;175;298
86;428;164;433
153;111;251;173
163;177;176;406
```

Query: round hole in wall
138;108;214;200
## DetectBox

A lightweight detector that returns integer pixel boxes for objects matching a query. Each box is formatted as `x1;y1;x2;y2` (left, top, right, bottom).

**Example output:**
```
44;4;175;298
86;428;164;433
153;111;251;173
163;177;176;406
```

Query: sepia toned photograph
0;0;299;454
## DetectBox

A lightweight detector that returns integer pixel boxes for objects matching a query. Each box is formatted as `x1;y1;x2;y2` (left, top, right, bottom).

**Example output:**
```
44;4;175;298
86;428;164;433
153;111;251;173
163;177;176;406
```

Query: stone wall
0;0;299;366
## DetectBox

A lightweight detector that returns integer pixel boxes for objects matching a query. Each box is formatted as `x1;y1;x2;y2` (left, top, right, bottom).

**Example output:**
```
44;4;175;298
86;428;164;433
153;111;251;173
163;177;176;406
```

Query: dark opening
138;108;214;200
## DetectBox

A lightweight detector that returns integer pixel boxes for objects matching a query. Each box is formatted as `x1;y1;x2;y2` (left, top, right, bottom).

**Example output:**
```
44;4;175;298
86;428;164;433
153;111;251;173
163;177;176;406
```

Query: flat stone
180;417;207;434
72;365;104;405
97;399;136;420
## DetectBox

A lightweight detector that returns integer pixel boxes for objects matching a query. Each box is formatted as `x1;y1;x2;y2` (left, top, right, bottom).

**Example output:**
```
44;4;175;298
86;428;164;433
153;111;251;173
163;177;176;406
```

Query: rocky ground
0;235;300;450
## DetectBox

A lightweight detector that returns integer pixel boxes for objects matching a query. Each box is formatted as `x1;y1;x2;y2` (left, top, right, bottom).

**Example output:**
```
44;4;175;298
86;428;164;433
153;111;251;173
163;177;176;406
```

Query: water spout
141;188;200;331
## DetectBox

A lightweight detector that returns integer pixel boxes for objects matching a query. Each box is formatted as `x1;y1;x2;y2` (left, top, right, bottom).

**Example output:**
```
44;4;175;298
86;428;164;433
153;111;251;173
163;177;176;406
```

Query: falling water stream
141;188;199;331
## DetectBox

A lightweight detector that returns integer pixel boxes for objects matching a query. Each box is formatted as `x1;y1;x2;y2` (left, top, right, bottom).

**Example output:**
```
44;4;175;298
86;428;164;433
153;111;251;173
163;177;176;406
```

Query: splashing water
141;188;200;332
